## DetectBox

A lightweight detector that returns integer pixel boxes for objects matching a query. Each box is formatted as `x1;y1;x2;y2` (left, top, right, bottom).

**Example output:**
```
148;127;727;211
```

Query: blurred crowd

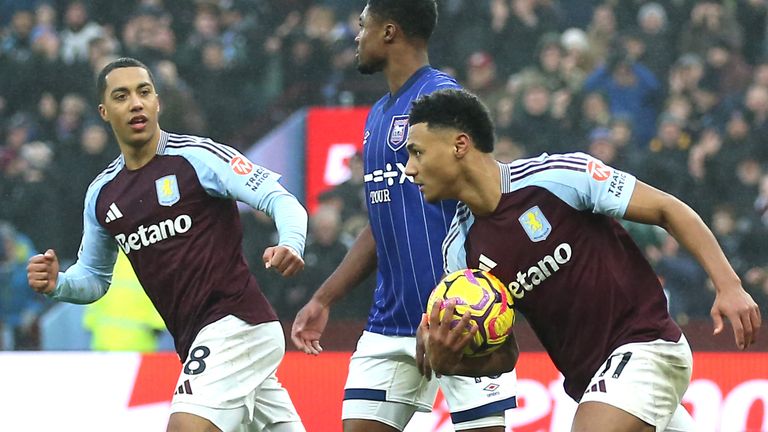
1;0;767;350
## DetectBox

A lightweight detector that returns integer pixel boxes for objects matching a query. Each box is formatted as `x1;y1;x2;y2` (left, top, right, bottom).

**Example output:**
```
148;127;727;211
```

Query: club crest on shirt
387;115;410;151
155;174;180;207
518;206;551;242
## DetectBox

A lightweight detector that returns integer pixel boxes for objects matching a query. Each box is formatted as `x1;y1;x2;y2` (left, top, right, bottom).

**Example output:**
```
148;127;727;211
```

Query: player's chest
96;160;206;237
362;117;414;202
464;195;580;302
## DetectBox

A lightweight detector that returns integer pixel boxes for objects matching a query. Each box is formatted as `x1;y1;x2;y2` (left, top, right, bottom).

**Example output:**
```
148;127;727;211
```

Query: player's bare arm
419;300;518;377
27;249;59;294
624;180;761;350
291;224;378;355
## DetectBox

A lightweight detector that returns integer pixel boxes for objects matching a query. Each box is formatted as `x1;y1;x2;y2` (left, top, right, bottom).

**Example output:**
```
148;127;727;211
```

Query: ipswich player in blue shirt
292;1;517;431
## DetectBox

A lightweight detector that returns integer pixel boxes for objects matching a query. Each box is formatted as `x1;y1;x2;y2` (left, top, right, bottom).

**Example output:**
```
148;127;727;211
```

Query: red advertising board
1;352;765;431
305;107;369;212
278;352;768;431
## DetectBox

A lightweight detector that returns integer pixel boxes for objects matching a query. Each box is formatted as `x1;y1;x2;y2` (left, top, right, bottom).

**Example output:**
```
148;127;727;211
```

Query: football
426;269;515;357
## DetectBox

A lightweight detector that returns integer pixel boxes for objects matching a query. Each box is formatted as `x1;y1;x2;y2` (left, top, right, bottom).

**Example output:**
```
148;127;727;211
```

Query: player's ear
97;104;109;122
383;22;396;42
454;133;471;159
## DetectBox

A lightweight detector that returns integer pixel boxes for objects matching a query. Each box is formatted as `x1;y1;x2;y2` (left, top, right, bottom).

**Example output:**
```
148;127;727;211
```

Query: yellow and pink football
426;269;515;357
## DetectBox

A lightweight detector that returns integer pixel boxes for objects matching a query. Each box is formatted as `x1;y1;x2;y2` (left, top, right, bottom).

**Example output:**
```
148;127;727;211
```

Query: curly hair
409;89;496;153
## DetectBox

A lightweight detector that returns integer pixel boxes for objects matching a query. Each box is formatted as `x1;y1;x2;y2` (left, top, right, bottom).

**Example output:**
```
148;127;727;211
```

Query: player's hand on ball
424;299;477;375
263;245;304;277
416;314;434;380
291;298;329;355
27;249;59;294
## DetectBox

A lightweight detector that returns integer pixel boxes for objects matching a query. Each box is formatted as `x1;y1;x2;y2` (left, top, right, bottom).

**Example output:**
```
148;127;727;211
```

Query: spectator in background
743;84;768;162
678;1;742;61
0;221;46;350
701;38;752;100
635;2;675;81
655;234;710;322
0;8;37;113
510;80;567;155
35;92;58;143
584;42;662;148
57;124;119;259
464;50;505;108
83;251;167;351
491;0;561;77
287;205;349;318
153;59;207;135
560;27;597;83
190;39;249;141
642;113;693;198
176;2;222;76
431;0;491;73
60;1;105;66
736;0;768;65
54;93;89;152
609;113;636;151
585;126;633;171
493;134;525;163
122;5;175;65
516;33;579;92
5;141;66;259
573;90;612;138
319;151;367;240
586;3;618;62
240;209;286;312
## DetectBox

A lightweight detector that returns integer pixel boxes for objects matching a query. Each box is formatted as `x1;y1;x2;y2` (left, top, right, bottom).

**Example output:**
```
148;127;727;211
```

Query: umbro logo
105;203;123;223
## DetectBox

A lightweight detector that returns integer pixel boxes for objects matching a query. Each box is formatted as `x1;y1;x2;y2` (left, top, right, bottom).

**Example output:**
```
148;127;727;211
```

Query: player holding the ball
291;1;516;431
409;89;761;432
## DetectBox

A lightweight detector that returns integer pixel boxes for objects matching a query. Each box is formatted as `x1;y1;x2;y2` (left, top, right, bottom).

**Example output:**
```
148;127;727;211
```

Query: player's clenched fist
27;249;59;294
263;245;304;277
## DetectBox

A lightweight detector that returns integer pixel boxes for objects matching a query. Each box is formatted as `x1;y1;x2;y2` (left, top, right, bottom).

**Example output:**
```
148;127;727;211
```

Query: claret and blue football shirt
51;130;307;359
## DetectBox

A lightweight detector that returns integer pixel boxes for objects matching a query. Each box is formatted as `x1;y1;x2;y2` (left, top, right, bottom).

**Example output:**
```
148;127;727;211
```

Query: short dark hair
96;57;155;103
409;89;496;153
367;0;437;41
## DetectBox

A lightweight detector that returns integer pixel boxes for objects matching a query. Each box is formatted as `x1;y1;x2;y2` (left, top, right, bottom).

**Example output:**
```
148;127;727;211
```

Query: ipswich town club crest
387;115;410;151
155;174;180;207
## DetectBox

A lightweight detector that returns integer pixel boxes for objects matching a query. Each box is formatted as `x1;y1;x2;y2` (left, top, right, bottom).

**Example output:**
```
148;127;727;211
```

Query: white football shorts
170;315;304;432
579;334;694;431
342;331;517;430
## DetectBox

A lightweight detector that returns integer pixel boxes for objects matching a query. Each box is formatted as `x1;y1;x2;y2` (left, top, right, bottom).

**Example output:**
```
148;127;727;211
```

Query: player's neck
119;131;161;170
384;49;429;95
459;156;501;217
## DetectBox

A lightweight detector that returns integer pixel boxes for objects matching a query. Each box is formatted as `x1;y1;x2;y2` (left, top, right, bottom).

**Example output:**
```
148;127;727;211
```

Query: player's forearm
625;182;740;291
49;264;111;304
269;192;308;256
661;198;741;291
312;224;377;307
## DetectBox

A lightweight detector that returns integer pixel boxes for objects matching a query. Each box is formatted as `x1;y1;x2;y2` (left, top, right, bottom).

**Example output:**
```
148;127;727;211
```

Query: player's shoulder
87;154;124;195
159;130;239;164
418;67;460;93
502;152;593;190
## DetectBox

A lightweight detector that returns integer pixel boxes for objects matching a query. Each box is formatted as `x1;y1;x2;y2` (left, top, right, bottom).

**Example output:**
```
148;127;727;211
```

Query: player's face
98;67;160;149
355;6;386;75
405;123;460;202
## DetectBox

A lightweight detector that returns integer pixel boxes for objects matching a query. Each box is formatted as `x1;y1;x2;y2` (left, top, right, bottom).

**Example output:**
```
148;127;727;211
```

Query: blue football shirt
363;66;460;336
